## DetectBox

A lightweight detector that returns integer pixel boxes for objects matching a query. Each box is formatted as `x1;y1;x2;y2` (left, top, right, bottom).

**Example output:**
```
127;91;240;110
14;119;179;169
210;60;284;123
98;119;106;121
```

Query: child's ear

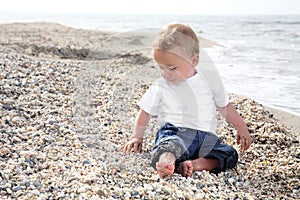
192;55;199;67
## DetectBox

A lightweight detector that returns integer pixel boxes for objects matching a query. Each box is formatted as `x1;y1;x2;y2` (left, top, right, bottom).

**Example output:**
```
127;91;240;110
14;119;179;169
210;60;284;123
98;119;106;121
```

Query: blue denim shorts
150;123;238;174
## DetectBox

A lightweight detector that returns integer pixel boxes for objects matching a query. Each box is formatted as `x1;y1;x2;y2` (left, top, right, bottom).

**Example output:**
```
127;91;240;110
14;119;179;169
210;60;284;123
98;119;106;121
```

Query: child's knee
225;147;238;169
207;145;238;174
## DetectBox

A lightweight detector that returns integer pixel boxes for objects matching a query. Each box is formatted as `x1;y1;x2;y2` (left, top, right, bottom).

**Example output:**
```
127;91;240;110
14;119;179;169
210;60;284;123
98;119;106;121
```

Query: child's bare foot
156;152;176;178
177;158;219;177
156;162;175;178
176;161;193;177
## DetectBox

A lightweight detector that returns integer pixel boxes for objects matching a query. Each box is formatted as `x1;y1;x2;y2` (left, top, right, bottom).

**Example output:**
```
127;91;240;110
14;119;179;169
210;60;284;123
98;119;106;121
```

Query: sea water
0;13;299;115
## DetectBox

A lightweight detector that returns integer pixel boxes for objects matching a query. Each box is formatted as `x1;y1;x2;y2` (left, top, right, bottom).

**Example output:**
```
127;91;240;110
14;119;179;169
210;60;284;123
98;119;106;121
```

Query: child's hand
236;126;252;151
120;137;143;154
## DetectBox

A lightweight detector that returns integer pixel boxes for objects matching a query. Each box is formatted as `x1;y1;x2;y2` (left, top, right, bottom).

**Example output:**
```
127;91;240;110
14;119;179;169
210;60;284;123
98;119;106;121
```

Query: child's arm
120;109;150;153
217;103;252;151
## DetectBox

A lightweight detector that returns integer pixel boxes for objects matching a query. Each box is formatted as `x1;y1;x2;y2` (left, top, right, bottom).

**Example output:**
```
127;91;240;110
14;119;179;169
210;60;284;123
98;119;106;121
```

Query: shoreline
263;105;300;138
0;22;299;199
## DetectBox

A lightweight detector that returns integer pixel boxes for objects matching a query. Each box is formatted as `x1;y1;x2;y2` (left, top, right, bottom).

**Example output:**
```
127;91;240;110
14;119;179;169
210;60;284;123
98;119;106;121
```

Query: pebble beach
0;22;299;199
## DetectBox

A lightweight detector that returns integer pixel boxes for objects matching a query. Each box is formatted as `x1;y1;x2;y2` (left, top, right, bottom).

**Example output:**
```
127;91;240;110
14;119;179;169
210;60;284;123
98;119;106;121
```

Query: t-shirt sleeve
198;64;229;107
137;83;161;115
212;73;229;107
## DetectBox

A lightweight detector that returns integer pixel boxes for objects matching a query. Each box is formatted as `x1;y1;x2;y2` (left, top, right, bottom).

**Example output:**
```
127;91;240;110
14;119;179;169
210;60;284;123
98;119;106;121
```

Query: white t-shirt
138;64;229;133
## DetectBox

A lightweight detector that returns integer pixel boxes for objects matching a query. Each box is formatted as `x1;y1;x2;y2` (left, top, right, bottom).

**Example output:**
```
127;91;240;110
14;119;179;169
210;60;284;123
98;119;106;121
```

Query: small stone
56;192;66;198
82;160;91;165
124;191;131;198
22;181;31;187
33;181;42;188
12;186;23;192
261;191;267;195
228;177;235;184
133;191;140;197
43;136;56;143
78;186;88;193
292;189;298;194
19;151;38;158
1;147;11;156
6;188;12;194
31;189;40;195
243;182;249;188
24;168;34;175
196;182;203;188
92;186;106;197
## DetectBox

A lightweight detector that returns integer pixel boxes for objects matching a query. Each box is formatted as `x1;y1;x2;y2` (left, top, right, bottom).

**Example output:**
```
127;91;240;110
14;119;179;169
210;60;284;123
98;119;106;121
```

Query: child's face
153;49;198;85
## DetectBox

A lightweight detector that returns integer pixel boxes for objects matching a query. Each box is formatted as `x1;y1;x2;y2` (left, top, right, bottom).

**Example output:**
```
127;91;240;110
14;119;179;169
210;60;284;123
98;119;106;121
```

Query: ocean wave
243;21;300;25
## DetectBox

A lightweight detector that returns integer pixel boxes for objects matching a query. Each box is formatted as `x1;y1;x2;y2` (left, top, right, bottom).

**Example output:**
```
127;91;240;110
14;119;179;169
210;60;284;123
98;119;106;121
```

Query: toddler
120;23;252;178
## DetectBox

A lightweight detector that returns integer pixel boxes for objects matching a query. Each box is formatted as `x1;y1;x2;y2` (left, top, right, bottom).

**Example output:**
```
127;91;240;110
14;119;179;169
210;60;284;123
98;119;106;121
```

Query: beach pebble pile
0;23;299;199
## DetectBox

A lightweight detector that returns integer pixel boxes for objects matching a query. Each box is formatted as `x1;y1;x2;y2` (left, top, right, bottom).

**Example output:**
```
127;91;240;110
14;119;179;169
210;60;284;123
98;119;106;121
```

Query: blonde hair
153;23;200;59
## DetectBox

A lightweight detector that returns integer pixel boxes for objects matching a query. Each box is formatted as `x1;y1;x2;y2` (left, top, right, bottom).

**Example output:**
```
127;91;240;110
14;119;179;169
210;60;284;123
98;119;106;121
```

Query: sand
263;106;300;138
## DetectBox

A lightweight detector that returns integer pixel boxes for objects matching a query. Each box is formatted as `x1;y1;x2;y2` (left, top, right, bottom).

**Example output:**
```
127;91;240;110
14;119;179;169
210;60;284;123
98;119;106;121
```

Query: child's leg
177;131;238;177
150;124;188;178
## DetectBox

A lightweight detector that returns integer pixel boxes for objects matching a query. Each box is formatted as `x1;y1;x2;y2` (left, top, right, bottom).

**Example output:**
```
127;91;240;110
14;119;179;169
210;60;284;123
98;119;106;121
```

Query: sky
0;0;299;15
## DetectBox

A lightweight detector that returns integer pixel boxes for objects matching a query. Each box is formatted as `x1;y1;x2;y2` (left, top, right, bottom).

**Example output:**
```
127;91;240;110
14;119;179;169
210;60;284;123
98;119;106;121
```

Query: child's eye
158;65;176;71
